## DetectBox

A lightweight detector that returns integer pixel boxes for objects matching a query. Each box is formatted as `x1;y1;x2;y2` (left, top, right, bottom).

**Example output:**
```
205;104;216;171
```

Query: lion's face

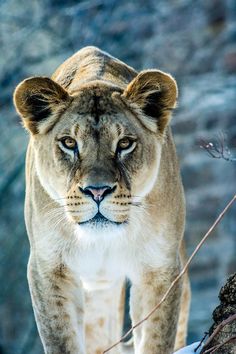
14;71;177;228
33;84;161;227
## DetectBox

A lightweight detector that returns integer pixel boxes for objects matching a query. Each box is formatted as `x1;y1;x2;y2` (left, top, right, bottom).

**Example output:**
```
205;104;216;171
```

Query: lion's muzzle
79;184;117;203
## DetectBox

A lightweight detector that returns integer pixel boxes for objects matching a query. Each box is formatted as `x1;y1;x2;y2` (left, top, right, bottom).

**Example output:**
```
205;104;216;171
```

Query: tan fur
14;46;190;354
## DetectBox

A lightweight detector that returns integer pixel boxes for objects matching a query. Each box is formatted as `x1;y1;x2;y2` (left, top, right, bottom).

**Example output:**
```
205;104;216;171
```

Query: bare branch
202;335;236;353
195;332;209;352
103;194;236;353
199;132;236;162
200;313;236;353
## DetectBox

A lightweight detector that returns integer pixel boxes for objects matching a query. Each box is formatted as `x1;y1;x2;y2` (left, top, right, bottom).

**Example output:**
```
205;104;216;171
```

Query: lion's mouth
78;212;125;226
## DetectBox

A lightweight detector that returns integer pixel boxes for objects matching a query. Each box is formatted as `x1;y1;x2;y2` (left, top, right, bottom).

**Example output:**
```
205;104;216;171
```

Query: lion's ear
14;77;72;134
122;70;178;133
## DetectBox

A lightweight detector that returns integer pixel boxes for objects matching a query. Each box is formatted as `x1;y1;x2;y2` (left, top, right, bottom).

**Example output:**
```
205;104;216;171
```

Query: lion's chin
74;214;128;245
78;212;127;227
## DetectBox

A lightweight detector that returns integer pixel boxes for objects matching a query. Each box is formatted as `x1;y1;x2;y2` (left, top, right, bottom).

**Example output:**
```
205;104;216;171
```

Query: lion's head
14;70;177;229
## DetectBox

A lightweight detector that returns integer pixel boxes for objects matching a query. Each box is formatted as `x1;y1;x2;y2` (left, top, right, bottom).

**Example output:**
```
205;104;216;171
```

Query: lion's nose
80;185;116;203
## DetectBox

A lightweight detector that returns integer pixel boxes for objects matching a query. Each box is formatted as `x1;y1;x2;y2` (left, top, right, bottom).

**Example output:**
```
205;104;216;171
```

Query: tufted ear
122;70;178;134
14;77;72;134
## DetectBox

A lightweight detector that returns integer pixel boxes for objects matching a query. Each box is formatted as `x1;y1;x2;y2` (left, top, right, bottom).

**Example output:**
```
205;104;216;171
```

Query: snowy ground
174;342;202;353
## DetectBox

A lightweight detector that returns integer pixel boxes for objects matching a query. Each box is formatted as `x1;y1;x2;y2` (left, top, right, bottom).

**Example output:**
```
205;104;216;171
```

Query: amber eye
117;138;135;152
61;137;77;150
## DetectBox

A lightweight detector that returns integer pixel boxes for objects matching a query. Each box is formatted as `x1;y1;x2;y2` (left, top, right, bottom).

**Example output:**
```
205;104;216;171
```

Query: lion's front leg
84;281;124;354
130;267;182;354
28;256;85;354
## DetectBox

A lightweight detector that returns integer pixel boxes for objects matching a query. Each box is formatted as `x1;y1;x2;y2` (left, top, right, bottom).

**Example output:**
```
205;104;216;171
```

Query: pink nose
82;186;113;202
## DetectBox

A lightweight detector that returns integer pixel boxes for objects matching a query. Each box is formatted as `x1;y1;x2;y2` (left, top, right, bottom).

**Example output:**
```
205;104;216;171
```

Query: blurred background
0;0;235;353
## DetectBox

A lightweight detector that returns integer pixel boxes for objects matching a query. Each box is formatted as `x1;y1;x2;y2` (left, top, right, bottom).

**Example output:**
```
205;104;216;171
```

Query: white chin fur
74;221;127;246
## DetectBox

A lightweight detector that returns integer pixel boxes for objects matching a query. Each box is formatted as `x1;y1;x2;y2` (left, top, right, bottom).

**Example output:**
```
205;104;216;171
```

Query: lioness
14;47;190;354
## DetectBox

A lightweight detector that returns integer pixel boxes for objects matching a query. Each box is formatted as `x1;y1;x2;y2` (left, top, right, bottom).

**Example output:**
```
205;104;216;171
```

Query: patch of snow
174;342;202;354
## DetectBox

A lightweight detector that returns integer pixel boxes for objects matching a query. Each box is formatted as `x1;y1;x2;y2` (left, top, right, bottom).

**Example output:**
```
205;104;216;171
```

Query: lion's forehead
70;84;121;115
66;114;126;140
58;110;137;143
55;85;142;140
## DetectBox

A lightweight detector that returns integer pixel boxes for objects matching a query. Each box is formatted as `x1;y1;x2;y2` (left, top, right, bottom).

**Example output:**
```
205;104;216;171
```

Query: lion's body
14;47;190;354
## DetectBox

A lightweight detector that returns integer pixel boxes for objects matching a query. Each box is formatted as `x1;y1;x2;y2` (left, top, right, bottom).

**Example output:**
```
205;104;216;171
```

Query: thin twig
199;132;236;162
203;335;236;353
195;332;209;352
103;194;236;353
201;313;236;353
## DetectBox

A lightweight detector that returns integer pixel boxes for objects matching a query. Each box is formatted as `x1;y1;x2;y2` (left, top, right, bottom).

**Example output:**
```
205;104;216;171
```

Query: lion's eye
118;138;132;150
61;137;77;150
116;138;136;154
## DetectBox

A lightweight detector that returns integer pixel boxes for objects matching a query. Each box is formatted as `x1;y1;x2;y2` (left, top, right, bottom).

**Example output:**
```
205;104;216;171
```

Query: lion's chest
65;224;172;291
66;225;139;290
77;247;129;291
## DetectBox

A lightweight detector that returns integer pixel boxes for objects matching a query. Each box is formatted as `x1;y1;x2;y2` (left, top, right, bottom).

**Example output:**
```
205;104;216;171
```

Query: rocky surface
201;273;236;354
0;0;235;353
